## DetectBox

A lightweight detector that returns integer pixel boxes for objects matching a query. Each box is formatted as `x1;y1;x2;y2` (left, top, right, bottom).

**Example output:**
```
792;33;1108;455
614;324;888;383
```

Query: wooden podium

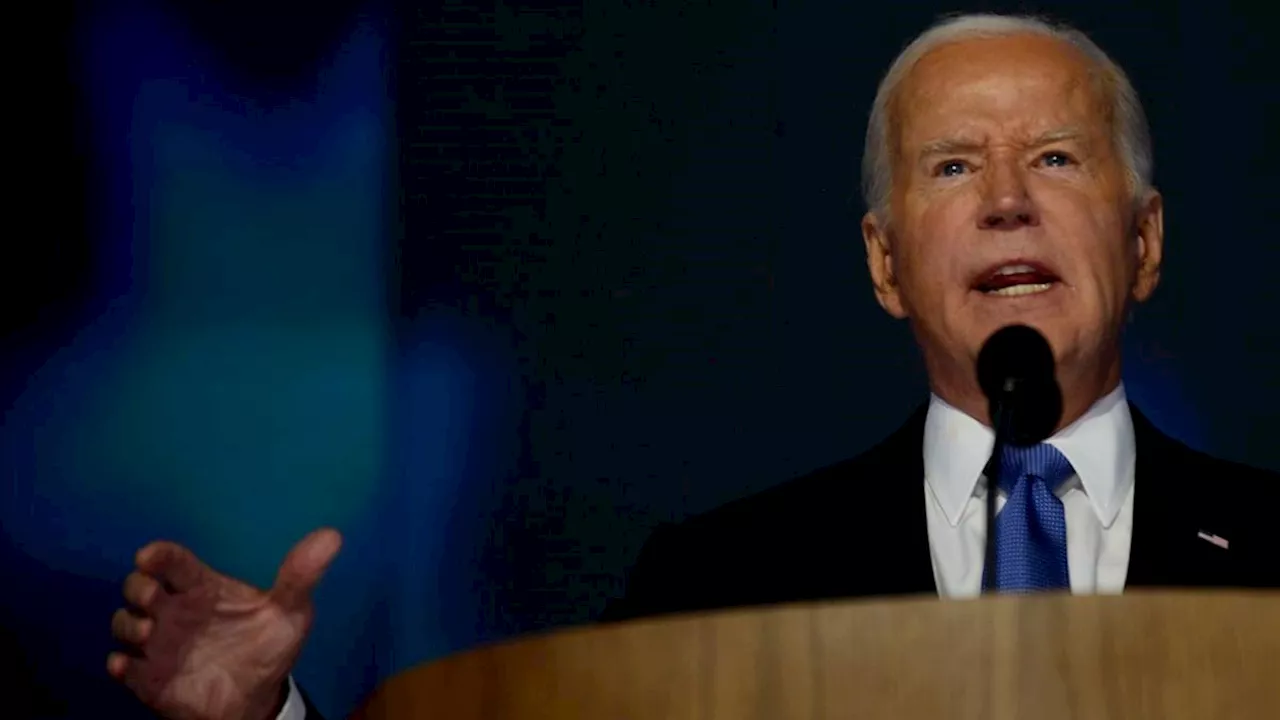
353;591;1280;719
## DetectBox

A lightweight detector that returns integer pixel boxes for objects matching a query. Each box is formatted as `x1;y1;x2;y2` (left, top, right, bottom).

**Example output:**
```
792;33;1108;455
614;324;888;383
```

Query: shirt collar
922;384;1135;529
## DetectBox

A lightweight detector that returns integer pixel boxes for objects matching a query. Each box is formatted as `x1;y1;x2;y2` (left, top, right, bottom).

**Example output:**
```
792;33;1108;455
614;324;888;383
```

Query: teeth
993;264;1038;276
987;282;1054;297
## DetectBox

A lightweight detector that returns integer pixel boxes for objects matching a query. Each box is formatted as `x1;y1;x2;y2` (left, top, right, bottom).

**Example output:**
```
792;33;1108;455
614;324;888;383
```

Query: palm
110;530;342;720
131;575;307;720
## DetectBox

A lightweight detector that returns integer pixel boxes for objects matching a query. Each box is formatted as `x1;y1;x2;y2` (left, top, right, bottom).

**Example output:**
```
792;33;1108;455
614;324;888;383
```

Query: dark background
6;0;1278;717
398;0;1280;634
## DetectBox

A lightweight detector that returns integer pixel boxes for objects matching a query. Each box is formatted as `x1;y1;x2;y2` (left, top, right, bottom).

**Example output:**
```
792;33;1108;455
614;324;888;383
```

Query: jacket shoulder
1131;406;1280;587
604;408;927;620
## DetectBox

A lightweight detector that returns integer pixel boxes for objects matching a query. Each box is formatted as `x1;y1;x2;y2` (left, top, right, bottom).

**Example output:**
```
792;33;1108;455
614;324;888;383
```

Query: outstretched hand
108;528;342;720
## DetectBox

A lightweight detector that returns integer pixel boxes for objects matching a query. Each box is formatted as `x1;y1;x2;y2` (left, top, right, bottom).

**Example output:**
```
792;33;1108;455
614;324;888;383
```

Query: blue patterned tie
985;443;1075;592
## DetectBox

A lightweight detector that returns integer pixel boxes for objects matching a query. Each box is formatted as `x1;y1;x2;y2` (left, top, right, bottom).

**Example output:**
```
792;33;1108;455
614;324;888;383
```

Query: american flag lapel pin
1197;531;1230;550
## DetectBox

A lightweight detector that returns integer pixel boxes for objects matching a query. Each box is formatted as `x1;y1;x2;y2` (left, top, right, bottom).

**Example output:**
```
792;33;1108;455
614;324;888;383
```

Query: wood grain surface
353;591;1280;719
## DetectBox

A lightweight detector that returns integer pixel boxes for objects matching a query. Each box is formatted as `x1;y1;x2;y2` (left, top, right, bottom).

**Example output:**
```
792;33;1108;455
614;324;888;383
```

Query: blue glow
1;2;396;715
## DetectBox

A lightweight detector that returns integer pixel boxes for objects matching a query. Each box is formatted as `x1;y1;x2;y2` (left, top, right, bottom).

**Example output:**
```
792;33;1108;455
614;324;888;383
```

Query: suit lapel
860;405;938;596
1125;406;1222;588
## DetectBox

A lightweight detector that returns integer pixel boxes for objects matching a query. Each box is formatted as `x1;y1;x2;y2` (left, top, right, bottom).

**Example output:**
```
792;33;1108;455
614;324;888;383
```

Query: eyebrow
916;127;1085;161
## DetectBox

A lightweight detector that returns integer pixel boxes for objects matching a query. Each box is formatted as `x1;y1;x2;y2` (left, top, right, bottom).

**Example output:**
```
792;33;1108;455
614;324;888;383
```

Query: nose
979;158;1039;230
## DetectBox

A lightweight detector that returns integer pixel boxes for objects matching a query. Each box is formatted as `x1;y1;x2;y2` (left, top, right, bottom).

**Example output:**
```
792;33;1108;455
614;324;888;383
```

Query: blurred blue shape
1;1;401;716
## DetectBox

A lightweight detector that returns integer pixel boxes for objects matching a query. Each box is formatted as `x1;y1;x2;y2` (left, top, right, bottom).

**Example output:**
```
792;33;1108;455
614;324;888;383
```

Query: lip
970;258;1062;293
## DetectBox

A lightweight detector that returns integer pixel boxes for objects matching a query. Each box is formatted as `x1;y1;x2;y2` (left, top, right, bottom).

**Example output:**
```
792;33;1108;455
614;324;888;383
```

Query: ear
1131;190;1163;303
862;211;908;318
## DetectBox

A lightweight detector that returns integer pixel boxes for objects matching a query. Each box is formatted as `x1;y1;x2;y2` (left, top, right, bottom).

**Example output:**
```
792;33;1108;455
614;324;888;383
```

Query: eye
935;160;969;177
1039;151;1075;168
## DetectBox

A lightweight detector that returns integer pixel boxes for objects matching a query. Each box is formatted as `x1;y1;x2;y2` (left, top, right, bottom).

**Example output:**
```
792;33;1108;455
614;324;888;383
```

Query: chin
969;289;1074;339
964;317;1072;366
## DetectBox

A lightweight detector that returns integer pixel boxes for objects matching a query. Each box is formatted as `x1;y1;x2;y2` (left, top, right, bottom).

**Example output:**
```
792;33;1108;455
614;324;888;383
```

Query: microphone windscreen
977;324;1054;397
976;324;1061;444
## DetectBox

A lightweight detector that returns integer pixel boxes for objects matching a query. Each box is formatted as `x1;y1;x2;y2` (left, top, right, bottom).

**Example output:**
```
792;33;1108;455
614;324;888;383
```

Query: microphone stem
984;400;1014;592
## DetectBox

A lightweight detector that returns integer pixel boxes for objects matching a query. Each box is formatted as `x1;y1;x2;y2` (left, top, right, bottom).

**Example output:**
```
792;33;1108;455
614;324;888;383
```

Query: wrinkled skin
862;33;1163;429
108;529;342;720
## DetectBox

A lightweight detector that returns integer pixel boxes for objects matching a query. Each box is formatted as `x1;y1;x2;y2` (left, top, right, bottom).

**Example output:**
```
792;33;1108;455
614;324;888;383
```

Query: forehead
894;34;1108;147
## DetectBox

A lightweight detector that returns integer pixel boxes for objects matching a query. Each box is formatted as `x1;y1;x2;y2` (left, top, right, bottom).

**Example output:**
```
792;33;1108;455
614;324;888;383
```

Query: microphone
976;324;1063;592
977;324;1062;445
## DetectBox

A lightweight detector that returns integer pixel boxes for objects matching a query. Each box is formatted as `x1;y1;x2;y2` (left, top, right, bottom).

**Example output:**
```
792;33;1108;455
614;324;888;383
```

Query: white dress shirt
278;676;305;720
275;384;1139;719
924;383;1136;597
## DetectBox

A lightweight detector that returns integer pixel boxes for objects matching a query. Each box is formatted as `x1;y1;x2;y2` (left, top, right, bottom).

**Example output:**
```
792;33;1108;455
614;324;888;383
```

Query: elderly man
108;12;1280;720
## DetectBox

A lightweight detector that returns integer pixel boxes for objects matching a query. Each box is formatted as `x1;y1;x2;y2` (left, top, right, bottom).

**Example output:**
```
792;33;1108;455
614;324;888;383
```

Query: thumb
270;528;343;610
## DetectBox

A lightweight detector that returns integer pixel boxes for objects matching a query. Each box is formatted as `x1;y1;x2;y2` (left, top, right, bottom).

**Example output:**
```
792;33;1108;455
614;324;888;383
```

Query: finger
122;571;162;611
136;541;208;593
106;651;130;679
111;607;153;647
270;527;343;610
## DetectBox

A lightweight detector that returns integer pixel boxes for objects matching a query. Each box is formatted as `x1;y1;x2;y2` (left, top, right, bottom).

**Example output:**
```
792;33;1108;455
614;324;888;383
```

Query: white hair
861;13;1153;221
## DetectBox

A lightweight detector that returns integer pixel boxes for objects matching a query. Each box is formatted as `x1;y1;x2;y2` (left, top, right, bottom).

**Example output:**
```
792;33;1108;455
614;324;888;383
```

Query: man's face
863;34;1163;410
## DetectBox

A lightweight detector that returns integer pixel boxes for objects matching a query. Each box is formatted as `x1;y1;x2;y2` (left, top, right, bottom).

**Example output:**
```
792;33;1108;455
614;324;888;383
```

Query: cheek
1067;213;1137;313
898;205;970;299
1084;210;1137;282
913;184;973;231
892;247;969;328
1042;192;1128;269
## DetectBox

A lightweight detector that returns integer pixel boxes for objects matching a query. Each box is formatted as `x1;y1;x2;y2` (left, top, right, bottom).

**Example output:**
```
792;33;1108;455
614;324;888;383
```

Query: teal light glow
1;5;394;715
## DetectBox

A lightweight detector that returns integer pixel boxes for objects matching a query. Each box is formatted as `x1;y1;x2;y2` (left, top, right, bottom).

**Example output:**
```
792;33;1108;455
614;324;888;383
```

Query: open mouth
972;262;1061;297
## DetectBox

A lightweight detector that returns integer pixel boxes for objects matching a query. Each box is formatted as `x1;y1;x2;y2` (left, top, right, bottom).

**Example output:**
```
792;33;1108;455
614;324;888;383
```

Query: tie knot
996;442;1074;493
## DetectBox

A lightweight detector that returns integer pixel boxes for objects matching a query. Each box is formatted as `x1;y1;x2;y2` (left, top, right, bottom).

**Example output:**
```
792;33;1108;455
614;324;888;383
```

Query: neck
927;354;1123;433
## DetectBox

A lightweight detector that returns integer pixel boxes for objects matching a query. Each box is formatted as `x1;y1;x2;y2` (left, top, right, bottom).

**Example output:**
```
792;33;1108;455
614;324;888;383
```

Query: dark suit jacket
603;404;1280;622
302;404;1278;718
